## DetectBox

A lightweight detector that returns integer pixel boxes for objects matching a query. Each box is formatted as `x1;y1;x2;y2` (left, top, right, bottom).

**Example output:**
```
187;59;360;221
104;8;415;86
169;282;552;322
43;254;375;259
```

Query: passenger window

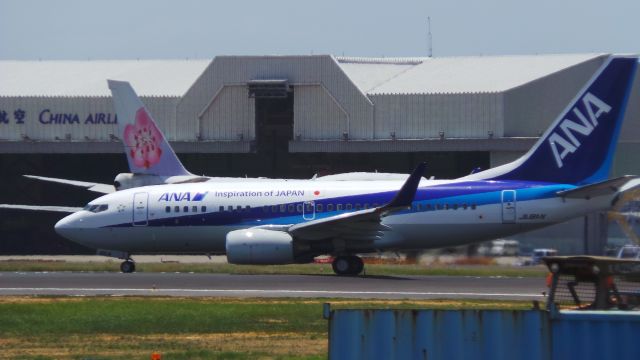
183;206;189;213
355;203;361;210
426;204;432;210
219;206;224;212
316;204;323;212
437;204;443;210
174;206;180;213
346;204;353;210
452;204;458;210
471;204;477;210
445;204;450;210
271;205;278;213
192;206;197;213
228;205;233;212
165;206;171;213
364;203;369;209
337;204;343;211
462;204;468;210
245;205;251;212
280;204;286;213
296;204;303;213
288;204;294;213
236;205;242;211
327;204;334;212
201;206;207;212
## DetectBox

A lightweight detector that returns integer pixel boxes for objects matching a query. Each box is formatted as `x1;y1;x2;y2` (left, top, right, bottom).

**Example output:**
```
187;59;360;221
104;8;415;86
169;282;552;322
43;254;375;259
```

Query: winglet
385;162;426;208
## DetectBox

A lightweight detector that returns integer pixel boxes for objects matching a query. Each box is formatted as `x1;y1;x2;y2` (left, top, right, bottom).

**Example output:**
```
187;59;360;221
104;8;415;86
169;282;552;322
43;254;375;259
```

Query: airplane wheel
332;256;364;276
120;260;136;273
349;256;364;275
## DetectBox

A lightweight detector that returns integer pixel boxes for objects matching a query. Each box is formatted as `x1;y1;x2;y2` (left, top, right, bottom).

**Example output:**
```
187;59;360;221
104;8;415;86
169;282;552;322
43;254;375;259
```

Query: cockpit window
83;204;108;213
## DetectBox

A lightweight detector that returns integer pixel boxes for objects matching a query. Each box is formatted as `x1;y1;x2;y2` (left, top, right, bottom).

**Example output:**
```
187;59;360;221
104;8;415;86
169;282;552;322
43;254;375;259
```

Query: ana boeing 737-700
4;55;640;275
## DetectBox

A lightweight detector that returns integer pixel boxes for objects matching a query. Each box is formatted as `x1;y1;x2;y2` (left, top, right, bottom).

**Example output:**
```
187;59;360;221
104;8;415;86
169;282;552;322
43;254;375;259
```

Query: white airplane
25;80;418;194
5;55;640;276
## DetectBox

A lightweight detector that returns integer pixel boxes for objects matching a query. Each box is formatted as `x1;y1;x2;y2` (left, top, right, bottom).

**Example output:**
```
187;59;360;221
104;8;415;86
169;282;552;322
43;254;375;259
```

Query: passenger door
132;192;149;226
501;190;516;224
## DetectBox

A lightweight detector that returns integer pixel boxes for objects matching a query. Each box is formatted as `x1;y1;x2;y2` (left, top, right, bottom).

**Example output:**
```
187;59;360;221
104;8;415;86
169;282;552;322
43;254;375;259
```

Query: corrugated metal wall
177;55;374;141
0;96;178;142
199;85;254;141
371;93;504;139
328;308;640;360
502;56;605;137
294;85;348;139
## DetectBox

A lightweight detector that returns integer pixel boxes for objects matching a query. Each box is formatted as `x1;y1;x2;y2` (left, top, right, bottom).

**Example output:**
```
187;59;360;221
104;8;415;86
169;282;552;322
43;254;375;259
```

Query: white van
477;240;520;256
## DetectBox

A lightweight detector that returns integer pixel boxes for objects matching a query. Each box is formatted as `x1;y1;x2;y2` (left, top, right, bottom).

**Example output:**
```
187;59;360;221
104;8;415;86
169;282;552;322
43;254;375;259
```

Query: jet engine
225;229;294;265
113;173;167;191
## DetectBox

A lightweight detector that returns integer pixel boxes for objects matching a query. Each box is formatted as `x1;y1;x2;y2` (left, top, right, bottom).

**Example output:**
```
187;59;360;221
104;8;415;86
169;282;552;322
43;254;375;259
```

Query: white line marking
0;288;543;297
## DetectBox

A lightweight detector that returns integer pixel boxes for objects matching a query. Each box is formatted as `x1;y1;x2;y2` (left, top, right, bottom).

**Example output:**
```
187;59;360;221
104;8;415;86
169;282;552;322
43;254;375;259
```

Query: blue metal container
327;306;640;360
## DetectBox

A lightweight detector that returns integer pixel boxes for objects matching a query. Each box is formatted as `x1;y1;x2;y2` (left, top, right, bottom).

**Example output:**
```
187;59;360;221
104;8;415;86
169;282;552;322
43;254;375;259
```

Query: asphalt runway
0;272;547;300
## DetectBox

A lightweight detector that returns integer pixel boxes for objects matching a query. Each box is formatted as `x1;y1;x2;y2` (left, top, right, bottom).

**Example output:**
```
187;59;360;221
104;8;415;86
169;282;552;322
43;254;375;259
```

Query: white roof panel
337;58;421;93
339;54;603;95
0;60;211;97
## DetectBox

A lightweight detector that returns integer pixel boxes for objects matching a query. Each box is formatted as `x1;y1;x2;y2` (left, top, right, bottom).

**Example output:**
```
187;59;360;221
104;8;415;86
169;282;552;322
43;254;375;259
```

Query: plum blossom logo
124;108;163;169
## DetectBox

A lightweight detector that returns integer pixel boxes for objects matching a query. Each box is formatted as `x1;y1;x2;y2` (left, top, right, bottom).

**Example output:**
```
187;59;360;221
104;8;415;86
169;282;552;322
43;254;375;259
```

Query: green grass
0;260;547;277
0;297;533;359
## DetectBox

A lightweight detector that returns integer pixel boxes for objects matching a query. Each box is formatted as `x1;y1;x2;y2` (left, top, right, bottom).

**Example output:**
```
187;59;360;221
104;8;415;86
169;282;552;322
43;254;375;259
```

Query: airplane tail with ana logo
108;80;191;177
462;55;638;185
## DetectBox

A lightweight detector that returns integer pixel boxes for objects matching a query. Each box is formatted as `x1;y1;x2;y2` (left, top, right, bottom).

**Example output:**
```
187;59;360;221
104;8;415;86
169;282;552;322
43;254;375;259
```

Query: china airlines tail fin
108;80;191;176
463;55;638;185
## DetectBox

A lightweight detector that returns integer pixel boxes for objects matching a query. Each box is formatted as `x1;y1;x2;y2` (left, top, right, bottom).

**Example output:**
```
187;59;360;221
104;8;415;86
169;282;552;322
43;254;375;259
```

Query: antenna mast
427;17;433;57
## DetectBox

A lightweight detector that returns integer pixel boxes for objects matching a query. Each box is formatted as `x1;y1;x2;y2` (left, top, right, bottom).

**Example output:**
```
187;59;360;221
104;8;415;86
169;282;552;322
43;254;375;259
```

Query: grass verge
0;260;547;277
0;297;532;359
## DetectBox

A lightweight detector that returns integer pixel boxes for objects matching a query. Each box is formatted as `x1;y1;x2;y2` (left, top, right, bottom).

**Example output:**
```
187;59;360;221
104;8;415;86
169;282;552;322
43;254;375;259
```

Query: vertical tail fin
464;56;637;185
108;80;190;176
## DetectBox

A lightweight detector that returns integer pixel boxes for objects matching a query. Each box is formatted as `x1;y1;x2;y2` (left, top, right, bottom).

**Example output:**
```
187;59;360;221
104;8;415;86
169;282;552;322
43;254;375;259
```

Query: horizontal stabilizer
0;204;81;213
557;176;639;199
24;175;115;194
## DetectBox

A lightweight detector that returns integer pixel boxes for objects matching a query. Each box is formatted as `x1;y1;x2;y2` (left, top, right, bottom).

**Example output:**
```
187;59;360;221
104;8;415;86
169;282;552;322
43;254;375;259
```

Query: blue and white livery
46;56;640;274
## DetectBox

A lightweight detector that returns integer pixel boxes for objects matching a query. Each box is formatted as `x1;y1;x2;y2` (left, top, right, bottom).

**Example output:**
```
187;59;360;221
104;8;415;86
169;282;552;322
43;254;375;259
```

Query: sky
1;0;638;60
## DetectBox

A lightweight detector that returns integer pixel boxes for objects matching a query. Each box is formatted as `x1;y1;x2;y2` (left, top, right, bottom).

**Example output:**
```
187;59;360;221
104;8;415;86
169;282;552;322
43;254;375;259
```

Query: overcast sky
1;0;638;60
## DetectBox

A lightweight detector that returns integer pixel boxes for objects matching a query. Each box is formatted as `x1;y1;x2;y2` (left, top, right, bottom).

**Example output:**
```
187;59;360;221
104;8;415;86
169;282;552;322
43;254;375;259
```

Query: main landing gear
120;259;136;273
332;255;364;276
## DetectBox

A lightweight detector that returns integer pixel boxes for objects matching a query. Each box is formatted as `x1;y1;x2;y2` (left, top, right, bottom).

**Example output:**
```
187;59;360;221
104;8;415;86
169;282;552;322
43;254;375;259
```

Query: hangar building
1;54;638;254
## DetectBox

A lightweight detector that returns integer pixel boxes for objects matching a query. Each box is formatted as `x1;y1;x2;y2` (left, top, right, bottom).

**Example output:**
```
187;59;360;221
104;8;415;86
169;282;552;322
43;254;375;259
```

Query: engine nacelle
226;229;294;265
114;173;167;191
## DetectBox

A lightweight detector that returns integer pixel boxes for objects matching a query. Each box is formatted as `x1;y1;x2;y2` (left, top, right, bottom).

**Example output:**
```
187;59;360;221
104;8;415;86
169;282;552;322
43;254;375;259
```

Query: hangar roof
0;54;602;97
336;54;602;94
0;60;211;97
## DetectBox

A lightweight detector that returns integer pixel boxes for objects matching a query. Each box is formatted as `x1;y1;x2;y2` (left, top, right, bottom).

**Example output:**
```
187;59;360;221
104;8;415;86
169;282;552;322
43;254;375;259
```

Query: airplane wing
24;175;115;194
0;204;81;213
288;163;426;242
557;176;640;199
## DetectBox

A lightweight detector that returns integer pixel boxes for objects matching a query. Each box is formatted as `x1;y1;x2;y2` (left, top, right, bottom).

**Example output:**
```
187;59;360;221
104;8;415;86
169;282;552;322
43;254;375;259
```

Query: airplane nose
54;214;80;240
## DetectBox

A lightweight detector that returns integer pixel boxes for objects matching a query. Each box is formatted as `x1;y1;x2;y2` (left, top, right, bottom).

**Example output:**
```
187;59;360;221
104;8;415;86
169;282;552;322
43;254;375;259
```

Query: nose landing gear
332;255;364;276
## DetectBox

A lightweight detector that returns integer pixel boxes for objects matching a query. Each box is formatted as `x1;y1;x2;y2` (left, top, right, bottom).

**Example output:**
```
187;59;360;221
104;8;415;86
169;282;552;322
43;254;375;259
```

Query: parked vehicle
477;240;520;256
531;248;558;265
616;245;640;259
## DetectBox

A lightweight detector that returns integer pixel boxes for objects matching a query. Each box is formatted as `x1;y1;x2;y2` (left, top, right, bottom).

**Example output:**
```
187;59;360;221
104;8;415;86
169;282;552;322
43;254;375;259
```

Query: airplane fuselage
55;178;610;257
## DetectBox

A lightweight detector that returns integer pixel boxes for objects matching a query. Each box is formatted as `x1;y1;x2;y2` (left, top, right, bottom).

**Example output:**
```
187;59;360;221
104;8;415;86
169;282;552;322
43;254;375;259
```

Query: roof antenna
427;17;433;58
